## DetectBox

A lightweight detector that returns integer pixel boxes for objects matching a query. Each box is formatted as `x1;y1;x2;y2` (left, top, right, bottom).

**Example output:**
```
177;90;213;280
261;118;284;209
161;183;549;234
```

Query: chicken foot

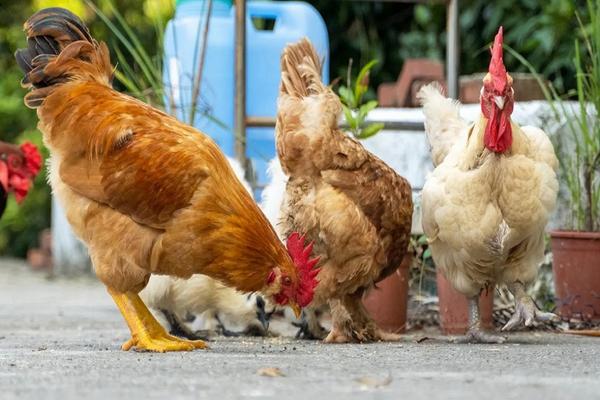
293;308;328;340
325;295;401;343
456;296;506;344
160;309;211;341
108;288;208;352
501;281;558;331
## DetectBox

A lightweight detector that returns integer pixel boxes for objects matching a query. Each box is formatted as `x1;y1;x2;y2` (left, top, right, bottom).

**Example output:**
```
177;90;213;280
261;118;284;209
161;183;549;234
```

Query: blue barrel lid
176;0;233;7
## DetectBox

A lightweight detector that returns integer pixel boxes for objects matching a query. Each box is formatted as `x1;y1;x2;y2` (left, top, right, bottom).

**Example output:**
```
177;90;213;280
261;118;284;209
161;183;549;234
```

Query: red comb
286;232;320;307
488;26;508;94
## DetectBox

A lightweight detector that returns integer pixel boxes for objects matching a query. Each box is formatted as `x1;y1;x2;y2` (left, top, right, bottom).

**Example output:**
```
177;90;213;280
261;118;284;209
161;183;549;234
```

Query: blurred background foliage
0;0;589;256
0;0;175;256
308;0;587;94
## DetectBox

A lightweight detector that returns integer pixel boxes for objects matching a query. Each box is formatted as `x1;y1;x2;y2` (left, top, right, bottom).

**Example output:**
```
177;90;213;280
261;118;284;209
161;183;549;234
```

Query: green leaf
354;59;378;104
356;122;384;140
113;44;144;94
338;85;356;108
423;248;432;260
417;235;429;245
414;4;432;27
342;104;357;130
358;100;379;121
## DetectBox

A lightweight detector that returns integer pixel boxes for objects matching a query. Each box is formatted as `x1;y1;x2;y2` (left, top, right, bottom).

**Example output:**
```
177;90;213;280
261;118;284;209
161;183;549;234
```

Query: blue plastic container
163;0;329;199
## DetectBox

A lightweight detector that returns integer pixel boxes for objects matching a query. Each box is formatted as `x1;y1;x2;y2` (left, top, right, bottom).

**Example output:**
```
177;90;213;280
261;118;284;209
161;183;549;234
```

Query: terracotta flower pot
436;271;494;334
362;256;411;333
551;230;600;321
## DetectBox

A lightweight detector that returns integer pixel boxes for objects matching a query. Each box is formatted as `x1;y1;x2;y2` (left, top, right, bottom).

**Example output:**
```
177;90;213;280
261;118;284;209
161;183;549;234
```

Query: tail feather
25;7;93;43
280;38;326;98
15;7;113;109
417;82;467;166
276;39;341;174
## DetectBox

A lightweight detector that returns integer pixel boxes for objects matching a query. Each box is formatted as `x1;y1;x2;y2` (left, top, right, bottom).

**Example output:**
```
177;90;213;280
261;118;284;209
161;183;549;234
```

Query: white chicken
140;274;273;338
418;27;559;343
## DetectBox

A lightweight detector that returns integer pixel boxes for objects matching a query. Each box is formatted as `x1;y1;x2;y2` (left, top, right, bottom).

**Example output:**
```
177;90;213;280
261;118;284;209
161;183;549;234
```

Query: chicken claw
108;288;208;352
455;296;506;344
501;295;558;332
324;327;353;343
293;309;327;340
324;326;401;343
502;281;559;332
122;332;207;352
325;297;402;343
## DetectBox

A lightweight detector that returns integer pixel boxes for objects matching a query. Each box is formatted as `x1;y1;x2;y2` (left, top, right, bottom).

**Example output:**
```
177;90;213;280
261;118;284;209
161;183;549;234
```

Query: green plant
88;0;227;129
409;233;437;297
338;59;384;140
85;0;172;108
0;0;179;257
393;0;589;94
507;0;600;232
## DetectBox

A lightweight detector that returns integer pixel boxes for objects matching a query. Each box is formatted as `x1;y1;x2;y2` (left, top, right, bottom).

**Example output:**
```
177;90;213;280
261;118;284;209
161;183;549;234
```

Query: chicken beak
494;95;505;110
290;302;302;319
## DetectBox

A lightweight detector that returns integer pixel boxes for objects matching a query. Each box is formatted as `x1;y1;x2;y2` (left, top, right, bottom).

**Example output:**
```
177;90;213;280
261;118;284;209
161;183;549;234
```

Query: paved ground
0;258;599;400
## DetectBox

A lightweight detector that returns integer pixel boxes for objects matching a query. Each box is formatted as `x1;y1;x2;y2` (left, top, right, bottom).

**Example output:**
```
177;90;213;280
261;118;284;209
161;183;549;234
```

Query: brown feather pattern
20;8;303;299
276;39;413;341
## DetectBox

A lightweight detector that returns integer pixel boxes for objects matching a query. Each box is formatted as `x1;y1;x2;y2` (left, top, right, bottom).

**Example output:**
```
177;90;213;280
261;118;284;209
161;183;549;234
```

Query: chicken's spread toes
293;313;327;340
371;329;402;342
122;333;207;353
501;296;559;332
324;328;353;343
108;288;208;352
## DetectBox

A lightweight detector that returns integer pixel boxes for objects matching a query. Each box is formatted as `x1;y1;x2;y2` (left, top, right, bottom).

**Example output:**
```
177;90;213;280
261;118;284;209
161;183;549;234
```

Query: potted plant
515;1;600;322
550;3;600;323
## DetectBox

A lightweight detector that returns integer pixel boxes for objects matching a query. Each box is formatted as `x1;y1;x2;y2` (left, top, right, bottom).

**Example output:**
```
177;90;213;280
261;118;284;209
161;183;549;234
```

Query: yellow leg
108;288;208;352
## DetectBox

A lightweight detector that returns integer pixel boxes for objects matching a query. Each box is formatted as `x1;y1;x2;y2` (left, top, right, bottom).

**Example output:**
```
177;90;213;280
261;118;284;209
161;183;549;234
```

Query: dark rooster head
480;26;514;154
266;232;320;318
0;141;42;203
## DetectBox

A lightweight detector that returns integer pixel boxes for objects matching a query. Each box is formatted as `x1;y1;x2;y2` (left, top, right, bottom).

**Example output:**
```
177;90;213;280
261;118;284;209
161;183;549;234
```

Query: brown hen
275;39;413;343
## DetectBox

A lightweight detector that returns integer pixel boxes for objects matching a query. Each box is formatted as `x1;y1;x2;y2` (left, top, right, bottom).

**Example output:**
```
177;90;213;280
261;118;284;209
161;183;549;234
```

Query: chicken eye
282;276;292;286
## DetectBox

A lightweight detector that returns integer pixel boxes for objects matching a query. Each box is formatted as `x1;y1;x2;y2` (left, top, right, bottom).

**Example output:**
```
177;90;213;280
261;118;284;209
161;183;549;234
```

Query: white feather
417;82;469;166
226;156;252;196
140;274;265;334
260;157;288;234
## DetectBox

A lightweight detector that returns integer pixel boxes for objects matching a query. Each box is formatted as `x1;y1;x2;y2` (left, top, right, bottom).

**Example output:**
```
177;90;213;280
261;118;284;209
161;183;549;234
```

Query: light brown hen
275;39;413;343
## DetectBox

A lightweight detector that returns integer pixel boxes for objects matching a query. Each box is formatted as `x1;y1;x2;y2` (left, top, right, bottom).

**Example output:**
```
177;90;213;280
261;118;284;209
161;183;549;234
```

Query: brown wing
59;123;214;229
320;135;413;279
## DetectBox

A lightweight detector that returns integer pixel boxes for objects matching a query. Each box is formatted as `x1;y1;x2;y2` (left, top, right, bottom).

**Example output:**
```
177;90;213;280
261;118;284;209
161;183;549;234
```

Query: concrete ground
0;258;598;400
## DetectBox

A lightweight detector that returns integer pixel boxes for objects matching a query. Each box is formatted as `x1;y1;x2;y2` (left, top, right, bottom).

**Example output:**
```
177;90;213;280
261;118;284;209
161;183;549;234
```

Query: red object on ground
436;271;494;334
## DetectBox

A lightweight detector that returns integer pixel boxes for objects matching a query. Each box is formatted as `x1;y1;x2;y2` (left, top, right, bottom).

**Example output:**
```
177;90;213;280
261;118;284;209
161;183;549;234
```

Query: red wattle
483;104;512;153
